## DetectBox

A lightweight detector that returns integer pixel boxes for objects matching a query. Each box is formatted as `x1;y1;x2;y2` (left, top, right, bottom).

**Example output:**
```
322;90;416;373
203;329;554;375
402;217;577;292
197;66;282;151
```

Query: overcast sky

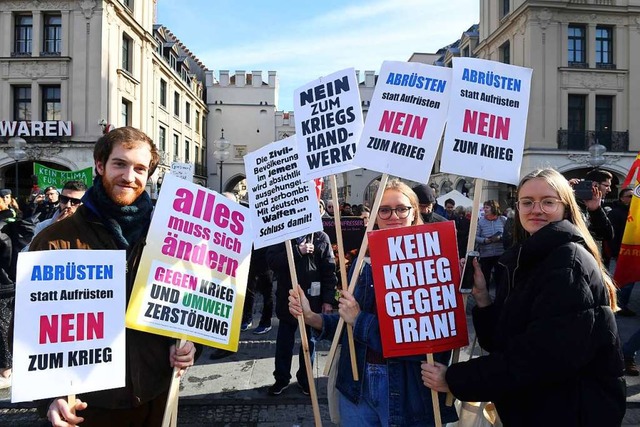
157;0;479;111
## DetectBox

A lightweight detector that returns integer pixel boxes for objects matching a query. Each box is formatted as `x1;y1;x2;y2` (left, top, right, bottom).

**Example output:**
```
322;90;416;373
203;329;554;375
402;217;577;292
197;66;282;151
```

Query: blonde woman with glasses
422;168;625;426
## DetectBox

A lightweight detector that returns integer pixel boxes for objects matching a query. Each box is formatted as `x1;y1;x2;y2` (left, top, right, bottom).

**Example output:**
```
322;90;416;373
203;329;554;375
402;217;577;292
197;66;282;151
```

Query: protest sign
12;250;126;402
245;135;323;249
367;221;468;357
294;68;364;180
440;57;532;184
322;216;366;274
170;162;195;182
33;163;93;188
354;61;452;182
125;174;252;351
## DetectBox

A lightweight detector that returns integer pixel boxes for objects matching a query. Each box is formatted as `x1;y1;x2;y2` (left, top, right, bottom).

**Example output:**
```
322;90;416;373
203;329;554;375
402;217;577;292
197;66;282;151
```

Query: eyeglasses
59;194;83;206
378;206;412;220
516;198;563;214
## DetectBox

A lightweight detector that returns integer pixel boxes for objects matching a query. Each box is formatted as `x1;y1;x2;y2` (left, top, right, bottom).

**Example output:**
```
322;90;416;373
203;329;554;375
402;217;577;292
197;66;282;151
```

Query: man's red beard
101;177;144;206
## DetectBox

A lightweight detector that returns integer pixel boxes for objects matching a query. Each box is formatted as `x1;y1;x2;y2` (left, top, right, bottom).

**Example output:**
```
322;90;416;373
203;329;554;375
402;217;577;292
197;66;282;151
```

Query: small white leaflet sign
245;135;322;249
294;68;364;181
170;162;195;182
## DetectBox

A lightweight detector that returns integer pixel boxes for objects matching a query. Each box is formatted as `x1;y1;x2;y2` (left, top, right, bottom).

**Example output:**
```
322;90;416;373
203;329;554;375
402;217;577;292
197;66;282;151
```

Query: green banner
33;163;93;189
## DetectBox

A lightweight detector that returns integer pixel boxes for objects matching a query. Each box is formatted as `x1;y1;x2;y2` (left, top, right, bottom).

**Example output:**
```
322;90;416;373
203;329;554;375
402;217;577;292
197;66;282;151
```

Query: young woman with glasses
288;179;458;426
422;168;625;426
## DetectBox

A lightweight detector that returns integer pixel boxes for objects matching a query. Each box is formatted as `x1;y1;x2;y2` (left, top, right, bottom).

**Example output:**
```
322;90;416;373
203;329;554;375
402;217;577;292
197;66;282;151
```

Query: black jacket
446;220;625;426
266;232;337;323
607;201;629;258
577;199;614;242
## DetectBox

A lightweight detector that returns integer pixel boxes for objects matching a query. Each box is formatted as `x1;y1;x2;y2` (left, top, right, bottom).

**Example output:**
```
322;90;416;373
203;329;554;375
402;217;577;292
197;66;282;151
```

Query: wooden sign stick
446;178;484;406
427;353;443;427
161;338;186;427
329;174;358;381
323;173;389;376
286;240;322;427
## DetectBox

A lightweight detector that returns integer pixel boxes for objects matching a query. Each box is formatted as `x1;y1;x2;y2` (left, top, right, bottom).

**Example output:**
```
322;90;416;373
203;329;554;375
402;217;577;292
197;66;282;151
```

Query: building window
43;14;62;55
185;102;191;125
568;25;587;67
42;85;61;121
174;92;180;117
121;99;132;126
14;14;33;55
596;26;613;68
13;86;31;120
159;126;166;152
173;134;180;160
185;139;190;162
160;79;167;108
154;37;163;56
568;94;587;150
169;54;176;70
500;41;510;64
122;34;132;72
195;111;200;133
596;95;613;149
121;0;133;11
501;0;510;18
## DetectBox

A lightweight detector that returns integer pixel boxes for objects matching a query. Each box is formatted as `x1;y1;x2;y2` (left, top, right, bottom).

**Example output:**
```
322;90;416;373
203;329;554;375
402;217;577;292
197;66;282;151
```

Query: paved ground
2;286;640;426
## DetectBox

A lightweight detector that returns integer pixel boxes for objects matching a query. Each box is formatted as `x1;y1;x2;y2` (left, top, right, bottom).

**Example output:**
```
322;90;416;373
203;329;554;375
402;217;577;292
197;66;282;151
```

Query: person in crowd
29;180;88;240
454;205;471;259
326;200;335;217
351;204;362;217
0;199;15;390
30;127;198;426
341;203;353;216
26;185;60;221
267;230;337;396
319;199;330;218
289;179;457;426
422;168;625;426
361;205;371;227
241;246;274;334
412;184;447;223
570;169;614;244
444;198;456;220
501;207;516;251
475;200;507;288
608;187;636;317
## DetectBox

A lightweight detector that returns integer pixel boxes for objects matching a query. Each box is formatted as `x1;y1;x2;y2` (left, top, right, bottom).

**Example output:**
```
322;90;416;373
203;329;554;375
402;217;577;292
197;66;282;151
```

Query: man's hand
47;397;87;426
56;206;79;223
338;289;361;326
584;185;603;212
170;340;196;377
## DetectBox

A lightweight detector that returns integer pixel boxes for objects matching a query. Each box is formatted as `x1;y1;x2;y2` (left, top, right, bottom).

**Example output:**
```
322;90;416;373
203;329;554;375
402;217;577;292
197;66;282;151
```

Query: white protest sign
170;162;195;182
245;135;323;249
440;57;533;184
353;61;452;182
294;68;364;180
12;250;126;402
126;174;252;350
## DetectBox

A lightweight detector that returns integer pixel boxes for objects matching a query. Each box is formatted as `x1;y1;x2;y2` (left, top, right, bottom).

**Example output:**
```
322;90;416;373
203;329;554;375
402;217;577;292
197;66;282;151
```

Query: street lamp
6;136;28;200
588;141;607;168
213;129;231;193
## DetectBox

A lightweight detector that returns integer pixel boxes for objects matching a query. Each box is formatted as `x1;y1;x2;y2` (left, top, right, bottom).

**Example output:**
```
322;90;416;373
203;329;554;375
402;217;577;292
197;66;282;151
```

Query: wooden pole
323;173;389;376
67;394;75;416
161;338;186;427
330;174;358;381
286;240;322;427
427;353;442;427
446;178;484;406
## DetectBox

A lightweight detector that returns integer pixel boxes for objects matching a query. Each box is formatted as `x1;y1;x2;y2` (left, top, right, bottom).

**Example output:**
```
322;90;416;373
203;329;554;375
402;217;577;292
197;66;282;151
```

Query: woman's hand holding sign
338;290;361;326
421;361;450;393
289;285;323;330
170;340;196;377
461;257;491;308
47;397;87;426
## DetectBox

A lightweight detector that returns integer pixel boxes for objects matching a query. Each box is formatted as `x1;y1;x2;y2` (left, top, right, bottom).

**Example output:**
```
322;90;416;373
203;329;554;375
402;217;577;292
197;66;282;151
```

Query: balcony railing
557;129;629;152
194;164;207;177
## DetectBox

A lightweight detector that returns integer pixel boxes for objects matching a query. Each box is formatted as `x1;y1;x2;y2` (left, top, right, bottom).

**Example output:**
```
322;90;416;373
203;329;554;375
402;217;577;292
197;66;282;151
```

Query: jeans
338;363;389;426
609;258;636;308
273;319;315;385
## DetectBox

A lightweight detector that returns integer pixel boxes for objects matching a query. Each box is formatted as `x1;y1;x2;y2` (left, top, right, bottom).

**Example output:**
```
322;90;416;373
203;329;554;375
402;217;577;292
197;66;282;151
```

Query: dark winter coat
607;200;630;258
266;231;337;323
29;205;178;409
446;220;626;426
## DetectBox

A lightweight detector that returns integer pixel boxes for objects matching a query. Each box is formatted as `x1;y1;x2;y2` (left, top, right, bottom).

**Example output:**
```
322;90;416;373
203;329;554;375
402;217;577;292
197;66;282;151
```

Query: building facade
0;0;207;203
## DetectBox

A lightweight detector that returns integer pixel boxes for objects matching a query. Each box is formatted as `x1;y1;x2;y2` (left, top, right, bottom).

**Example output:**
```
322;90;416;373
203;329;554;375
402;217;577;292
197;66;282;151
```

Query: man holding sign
288;180;457;426
30;127;197;426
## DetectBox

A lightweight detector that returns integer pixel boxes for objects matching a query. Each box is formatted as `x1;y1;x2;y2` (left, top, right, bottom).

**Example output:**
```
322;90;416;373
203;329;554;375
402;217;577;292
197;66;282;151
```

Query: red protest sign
368;221;468;357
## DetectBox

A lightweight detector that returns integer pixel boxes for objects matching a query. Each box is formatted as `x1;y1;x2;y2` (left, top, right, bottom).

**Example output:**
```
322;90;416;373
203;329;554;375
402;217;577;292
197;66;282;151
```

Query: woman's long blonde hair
514;168;618;310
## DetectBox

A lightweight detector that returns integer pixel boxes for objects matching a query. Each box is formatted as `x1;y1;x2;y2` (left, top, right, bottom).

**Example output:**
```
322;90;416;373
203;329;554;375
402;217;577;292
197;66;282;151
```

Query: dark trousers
242;271;274;326
273;319;315;386
480;256;501;289
77;390;168;427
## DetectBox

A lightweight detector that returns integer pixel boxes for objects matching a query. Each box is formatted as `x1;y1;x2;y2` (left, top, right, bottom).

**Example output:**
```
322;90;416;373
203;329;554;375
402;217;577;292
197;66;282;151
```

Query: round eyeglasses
516;198;563;214
377;206;412;220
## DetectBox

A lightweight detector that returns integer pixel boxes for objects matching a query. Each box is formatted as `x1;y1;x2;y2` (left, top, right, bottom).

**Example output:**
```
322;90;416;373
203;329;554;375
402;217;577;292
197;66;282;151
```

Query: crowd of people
0;125;636;426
